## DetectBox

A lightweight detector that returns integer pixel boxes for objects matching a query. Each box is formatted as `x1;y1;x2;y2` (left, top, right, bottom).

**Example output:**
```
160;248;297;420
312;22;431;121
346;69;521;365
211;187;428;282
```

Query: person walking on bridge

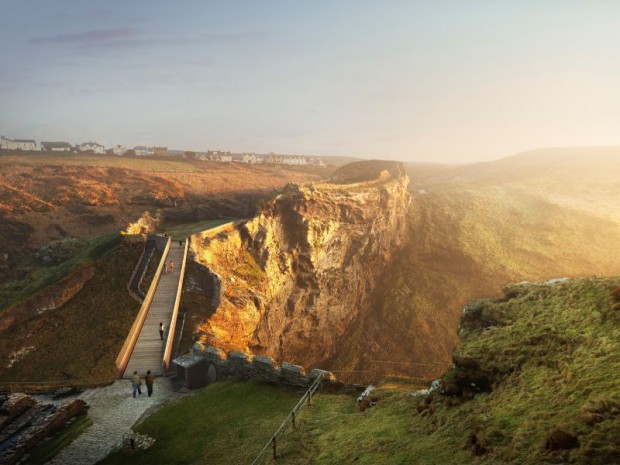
159;322;164;340
145;370;155;397
169;260;174;273
131;371;142;398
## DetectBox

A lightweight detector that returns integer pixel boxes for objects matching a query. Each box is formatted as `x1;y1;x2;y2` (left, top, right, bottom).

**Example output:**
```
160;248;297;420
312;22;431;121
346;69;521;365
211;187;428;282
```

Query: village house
205;150;232;162
76;141;105;154
242;153;259;164
134;146;155;156
41;141;72;152
112;145;126;156
0;136;39;151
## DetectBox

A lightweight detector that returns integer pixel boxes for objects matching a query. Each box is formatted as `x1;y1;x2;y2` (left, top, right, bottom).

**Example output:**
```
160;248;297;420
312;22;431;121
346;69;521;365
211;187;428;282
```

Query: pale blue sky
1;1;619;162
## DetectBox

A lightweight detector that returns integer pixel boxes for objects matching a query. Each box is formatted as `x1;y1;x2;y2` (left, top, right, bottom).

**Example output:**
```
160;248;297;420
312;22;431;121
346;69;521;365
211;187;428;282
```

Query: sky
1;1;619;163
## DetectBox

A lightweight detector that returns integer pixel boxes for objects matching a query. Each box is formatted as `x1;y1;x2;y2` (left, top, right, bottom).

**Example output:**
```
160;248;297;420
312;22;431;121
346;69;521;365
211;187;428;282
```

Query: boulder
281;363;307;386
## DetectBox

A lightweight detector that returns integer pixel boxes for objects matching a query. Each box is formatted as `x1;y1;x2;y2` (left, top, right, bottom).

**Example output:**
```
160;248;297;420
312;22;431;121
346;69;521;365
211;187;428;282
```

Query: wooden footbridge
116;236;189;378
115;220;241;379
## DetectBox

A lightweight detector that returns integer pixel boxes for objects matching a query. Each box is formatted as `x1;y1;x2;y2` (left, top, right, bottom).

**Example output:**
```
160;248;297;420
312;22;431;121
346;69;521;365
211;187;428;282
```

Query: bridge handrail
116;236;171;377
162;237;189;373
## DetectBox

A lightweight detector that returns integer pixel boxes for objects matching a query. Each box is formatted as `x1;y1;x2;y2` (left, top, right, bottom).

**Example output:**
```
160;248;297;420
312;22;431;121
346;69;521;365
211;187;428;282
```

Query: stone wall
173;343;336;389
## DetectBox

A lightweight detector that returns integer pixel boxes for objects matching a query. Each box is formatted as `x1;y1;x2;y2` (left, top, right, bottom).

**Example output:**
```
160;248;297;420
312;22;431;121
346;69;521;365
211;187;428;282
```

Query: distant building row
198;150;324;166
0;136;168;156
1;136;325;165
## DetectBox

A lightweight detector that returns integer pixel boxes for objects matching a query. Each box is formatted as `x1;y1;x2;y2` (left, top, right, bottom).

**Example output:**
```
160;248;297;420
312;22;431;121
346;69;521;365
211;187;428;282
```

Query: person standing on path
131;371;142;398
145;370;155;397
169;261;174;273
179;240;183;247
159;322;164;340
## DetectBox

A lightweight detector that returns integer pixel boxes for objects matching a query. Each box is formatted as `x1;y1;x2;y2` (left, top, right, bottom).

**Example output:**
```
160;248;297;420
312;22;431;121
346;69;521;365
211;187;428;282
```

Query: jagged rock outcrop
0;393;87;465
187;160;410;368
0;266;95;335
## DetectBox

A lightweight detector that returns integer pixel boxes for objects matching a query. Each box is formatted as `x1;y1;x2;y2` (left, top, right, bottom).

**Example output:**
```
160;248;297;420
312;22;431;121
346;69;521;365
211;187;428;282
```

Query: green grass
23;414;93;465
270;278;620;465
101;380;300;465
103;278;620;465
159;219;232;240
0;231;121;312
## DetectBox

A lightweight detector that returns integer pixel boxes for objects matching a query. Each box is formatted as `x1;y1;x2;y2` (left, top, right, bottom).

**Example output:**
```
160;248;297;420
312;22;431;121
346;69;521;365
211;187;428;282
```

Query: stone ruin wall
178;343;337;388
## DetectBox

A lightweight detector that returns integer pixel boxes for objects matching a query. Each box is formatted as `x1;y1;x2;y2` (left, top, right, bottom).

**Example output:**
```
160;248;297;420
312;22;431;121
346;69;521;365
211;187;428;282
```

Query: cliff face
188;161;410;368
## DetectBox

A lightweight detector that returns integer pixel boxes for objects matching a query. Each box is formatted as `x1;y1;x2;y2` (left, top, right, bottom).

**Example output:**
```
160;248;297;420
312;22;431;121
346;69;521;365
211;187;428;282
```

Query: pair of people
131;370;155;397
162;260;174;274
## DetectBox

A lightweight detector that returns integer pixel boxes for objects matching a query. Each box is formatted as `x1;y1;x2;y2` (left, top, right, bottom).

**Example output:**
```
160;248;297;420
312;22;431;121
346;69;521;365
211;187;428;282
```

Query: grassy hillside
112;278;618;465
0;153;328;285
329;150;620;376
0;231;120;312
101;380;300;465
0;239;145;384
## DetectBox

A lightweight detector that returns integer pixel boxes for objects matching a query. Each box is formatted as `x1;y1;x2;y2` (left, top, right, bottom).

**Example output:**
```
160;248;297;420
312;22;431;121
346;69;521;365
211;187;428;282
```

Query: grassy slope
330;153;620;376
0;231;120;311
0;240;143;382
160;218;231;240
129;278;617;465
279;278;620;465
101;380;300;465
0;153;327;285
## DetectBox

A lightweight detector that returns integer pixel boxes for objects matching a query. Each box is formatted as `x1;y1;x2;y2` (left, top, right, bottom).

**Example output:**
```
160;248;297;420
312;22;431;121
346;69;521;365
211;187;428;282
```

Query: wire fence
250;374;324;465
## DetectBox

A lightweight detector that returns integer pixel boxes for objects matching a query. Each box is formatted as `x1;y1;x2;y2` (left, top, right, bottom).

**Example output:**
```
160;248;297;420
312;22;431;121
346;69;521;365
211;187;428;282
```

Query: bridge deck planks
123;243;186;378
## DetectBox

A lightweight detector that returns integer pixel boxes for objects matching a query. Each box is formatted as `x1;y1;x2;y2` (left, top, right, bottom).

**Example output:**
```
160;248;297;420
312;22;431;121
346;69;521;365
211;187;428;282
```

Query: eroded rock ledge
185;160;410;368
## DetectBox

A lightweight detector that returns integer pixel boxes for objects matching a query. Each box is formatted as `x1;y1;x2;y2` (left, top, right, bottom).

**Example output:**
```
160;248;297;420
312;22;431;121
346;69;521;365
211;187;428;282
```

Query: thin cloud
29;27;137;44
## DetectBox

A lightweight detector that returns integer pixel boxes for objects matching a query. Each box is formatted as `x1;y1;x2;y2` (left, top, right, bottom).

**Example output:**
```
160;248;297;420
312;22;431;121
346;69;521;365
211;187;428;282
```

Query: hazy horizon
1;1;619;163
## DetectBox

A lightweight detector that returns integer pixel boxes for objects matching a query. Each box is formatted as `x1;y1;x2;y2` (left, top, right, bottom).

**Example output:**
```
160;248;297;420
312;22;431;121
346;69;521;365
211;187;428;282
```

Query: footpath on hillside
46;378;191;465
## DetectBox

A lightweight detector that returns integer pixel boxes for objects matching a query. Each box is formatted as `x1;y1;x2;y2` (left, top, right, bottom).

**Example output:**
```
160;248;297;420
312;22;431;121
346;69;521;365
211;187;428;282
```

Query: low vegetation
160;218;231;240
331;169;620;377
101;380;300;465
0;232;121;311
0;240;146;384
103;278;619;465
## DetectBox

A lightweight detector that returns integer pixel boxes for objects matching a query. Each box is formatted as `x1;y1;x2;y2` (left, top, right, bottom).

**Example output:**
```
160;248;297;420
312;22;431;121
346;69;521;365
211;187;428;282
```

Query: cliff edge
185;160;410;368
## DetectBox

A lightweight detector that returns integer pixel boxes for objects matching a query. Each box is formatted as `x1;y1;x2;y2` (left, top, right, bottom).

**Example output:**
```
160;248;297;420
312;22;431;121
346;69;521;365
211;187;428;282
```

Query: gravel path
46;377;187;465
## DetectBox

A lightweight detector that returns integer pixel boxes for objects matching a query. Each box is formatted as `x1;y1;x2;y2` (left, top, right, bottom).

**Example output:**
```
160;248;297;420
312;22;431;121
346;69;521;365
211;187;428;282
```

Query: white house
242;153;258;164
41;141;72;152
77;142;105;154
205;150;232;162
112;145;126;156
134;146;155;156
0;136;39;151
